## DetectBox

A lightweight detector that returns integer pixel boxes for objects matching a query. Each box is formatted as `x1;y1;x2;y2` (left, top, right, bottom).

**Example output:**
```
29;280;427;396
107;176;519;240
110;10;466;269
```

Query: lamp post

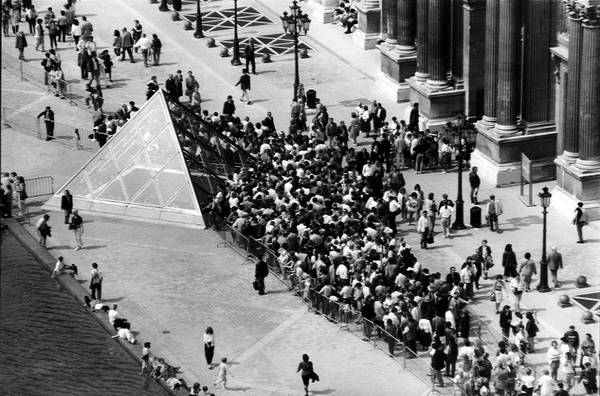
452;111;467;230
281;0;311;102
194;0;204;38
231;0;242;66
537;186;552;293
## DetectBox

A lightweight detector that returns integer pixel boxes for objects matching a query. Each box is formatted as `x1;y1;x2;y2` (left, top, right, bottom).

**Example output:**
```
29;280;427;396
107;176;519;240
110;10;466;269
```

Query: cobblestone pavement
1;0;599;394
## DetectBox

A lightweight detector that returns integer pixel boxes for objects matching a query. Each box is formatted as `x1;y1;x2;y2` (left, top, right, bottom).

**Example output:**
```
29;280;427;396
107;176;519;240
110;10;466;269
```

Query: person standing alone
547;246;563;288
573;202;588;244
235;68;251;105
254;259;269;295
485;194;503;232
36;105;54;141
70;209;84;250
203;327;215;369
244;38;256;74
468;166;480;204
15;30;27;61
90;262;103;300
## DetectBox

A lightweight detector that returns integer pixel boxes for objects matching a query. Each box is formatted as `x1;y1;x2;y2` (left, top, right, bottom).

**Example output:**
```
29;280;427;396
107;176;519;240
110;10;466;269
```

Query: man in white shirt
417;210;432;249
112;327;136;344
133;33;152;67
336;262;349;285
438;202;455;238
458;339;475;363
108;304;121;328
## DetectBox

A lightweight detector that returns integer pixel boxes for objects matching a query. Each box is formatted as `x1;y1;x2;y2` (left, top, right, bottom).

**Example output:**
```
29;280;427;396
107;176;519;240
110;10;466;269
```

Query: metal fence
2;49;123;113
24;176;54;197
2;108;100;150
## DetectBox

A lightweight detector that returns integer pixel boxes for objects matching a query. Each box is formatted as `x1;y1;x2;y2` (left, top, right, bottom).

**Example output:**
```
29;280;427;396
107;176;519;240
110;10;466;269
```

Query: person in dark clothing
499;305;512;341
235;68;251;104
409;102;419;131
222;95;236;119
36;106;54;140
430;342;446;388
254;260;269;295
469;166;481;204
165;74;177;99
244;38;256;74
60;190;73;224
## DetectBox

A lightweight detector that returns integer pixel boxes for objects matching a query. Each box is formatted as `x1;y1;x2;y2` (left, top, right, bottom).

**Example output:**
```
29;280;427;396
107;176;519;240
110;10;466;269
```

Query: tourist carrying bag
252;280;259;290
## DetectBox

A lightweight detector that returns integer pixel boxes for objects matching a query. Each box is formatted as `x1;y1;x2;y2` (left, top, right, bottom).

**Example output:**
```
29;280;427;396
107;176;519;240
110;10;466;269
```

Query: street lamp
194;0;205;38
231;0;242;66
452;111;467;230
281;0;311;102
537;186;552;293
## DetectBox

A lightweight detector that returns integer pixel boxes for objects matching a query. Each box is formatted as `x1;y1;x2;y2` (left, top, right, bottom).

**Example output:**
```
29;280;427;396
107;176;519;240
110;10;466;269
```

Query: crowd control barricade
23;176;54;197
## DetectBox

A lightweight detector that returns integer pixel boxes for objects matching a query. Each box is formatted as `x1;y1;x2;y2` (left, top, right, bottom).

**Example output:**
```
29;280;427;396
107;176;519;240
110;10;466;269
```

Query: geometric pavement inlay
571;291;600;318
219;33;314;56
184;6;274;32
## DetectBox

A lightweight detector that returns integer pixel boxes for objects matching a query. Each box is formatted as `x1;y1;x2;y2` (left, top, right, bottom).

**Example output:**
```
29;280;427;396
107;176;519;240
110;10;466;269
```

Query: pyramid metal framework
49;90;253;227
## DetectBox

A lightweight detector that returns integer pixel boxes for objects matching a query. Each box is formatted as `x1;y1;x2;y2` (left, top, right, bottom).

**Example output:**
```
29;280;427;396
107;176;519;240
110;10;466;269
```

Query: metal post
231;0;242;66
159;0;169;11
293;33;299;102
453;127;467;229
537;204;551;292
68;85;77;107
194;0;205;38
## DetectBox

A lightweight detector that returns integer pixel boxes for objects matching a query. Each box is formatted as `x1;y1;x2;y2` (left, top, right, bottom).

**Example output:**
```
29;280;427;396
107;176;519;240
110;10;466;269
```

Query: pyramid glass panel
146;125;179;173
120;151;154;200
97;177;127;202
87;156;119;198
154;156;188;205
131;181;162;206
166;184;197;211
135;97;169;144
111;126;144;170
66;172;91;199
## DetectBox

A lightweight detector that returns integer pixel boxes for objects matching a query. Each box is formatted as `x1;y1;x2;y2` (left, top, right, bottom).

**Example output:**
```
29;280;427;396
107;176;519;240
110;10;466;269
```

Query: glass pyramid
53;90;254;227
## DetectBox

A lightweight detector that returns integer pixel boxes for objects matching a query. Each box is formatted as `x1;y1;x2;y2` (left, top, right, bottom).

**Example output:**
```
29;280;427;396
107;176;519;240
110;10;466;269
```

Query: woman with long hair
112;29;121;57
203;326;215;369
501;243;518;280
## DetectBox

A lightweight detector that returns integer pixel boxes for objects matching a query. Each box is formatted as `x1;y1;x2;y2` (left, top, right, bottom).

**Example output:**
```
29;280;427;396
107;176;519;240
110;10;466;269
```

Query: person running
297;354;316;396
235;68;251;105
213;357;229;389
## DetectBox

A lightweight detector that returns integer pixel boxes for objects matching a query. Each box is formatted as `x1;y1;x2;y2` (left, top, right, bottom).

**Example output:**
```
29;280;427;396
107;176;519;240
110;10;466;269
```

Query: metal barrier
24;176;54;197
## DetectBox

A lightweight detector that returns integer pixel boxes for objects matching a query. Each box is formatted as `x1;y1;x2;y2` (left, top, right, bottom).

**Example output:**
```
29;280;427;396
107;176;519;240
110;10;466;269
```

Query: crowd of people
1;171;27;218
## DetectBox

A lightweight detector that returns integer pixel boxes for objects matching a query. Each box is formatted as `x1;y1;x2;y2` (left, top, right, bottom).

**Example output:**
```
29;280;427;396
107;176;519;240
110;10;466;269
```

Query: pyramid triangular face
47;91;251;228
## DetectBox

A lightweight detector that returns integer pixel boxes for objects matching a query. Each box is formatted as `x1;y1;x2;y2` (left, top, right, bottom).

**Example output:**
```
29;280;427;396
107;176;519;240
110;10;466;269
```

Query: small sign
519;153;535;207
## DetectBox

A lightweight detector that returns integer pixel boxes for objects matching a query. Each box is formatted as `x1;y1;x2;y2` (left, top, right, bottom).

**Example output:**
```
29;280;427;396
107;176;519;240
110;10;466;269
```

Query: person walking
36;214;51;247
254;259;269;295
34;18;44;51
501;243;518;281
112;29;121;57
15;30;27;60
86;51;100;88
60;189;73;224
468;166;480;204
120;27;134;63
573;202;588;243
89;262;103;300
438;200;454;238
70;19;81;48
244;38;256;74
131;19;142;51
25;6;37;35
547;246;563;287
509;274;524;312
70;209;84;249
213;357;229;389
36;106;54;140
235;68;251;105
80;15;93;39
518;253;536;292
417;210;431;249
203;327;215;369
185;71;199;103
150;33;161;66
133;33;151;67
492;275;506;313
430;342;446;388
485;194;503;231
499;305;512;341
296;354;317;396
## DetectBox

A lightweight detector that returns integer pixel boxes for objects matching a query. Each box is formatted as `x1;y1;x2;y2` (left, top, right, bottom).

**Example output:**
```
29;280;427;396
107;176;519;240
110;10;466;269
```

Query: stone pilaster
493;0;521;136
353;0;381;50
309;0;341;24
451;0;464;81
574;12;600;171
415;0;429;81
396;0;417;54
564;4;584;161
481;0;499;126
462;0;486;119
426;0;450;89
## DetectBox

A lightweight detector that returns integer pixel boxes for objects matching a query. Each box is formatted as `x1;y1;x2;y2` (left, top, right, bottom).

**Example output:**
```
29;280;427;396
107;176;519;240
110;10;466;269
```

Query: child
213;357;229;389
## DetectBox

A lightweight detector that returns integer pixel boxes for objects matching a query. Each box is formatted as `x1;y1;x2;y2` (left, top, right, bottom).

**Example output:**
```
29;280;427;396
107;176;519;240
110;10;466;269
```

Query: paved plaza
1;0;600;395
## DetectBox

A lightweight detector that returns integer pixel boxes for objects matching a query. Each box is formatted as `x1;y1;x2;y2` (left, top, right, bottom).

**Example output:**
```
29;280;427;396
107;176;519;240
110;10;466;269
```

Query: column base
471;125;558;187
478;116;497;130
406;77;465;129
308;0;339;24
493;123;521;138
573;159;600;173
378;45;417;102
425;79;450;91
559;151;580;165
395;45;417;55
353;2;381;50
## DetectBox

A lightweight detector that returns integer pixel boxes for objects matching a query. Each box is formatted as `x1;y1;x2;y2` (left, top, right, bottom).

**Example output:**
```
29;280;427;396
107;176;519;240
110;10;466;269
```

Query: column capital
565;1;586;20
582;5;600;27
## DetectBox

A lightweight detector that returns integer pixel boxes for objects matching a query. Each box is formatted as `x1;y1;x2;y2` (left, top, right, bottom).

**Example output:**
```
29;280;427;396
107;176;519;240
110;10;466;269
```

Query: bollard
220;47;229;57
183;20;192;30
262;53;272;63
206;37;216;48
558;295;571;308
300;48;309;58
171;11;180;21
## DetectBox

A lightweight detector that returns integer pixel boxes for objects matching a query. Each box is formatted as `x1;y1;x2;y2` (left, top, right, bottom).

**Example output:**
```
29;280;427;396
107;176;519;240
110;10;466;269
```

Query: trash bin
306;89;317;109
470;206;482;228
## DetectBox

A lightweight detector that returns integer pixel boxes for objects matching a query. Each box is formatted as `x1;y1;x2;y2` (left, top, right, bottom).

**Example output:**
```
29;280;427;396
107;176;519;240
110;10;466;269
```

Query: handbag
490;291;496;302
252;280;259;290
427;235;434;244
19;190;28;201
485;255;494;269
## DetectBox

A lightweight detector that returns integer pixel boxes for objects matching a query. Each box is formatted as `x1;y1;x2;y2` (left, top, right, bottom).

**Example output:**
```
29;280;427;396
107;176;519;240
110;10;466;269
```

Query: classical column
383;0;398;48
482;0;499;125
415;0;429;81
575;14;600;170
494;0;521;136
426;0;450;89
396;0;417;53
564;5;584;160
